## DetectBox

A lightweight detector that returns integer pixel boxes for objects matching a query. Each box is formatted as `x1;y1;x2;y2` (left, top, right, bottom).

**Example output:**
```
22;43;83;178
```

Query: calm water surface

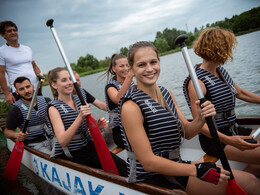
43;30;260;119
1;31;259;194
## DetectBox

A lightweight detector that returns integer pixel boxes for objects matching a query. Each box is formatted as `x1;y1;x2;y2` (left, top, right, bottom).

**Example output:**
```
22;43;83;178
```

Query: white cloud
0;0;259;73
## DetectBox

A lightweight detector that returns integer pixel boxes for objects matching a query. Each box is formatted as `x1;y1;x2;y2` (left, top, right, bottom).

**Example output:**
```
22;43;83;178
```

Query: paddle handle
252;127;260;139
175;34;234;179
46;19;77;84
22;74;44;133
46;19;86;105
46;19;119;175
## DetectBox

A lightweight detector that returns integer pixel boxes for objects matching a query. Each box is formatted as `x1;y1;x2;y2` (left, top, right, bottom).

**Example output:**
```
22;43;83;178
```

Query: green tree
71;6;260;75
76;54;99;71
154;38;170;53
99;57;110;68
120;47;128;56
194;27;199;33
155;31;163;39
71;62;76;70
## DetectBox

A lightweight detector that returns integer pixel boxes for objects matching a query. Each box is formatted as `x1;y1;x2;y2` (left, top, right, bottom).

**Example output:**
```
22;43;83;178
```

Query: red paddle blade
86;115;119;175
226;179;247;195
2;141;24;180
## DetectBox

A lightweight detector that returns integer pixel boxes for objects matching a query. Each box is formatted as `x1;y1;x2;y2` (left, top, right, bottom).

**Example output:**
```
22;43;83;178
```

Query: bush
0;101;11;121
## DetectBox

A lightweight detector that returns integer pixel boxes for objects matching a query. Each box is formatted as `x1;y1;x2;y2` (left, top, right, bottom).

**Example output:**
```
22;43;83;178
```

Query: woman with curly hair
120;40;259;195
183;27;260;177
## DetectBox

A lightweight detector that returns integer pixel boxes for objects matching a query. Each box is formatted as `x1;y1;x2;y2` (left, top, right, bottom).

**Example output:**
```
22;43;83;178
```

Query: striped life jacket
49;94;91;157
183;65;237;130
120;86;182;182
105;77;134;128
14;96;51;142
79;88;88;103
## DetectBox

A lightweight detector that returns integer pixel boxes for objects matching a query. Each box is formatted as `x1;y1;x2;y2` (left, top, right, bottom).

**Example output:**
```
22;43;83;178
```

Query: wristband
195;162;220;184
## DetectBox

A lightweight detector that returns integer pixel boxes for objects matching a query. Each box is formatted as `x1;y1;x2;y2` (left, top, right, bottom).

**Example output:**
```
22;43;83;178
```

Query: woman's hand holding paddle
195;100;216;119
195;162;230;184
79;104;92;119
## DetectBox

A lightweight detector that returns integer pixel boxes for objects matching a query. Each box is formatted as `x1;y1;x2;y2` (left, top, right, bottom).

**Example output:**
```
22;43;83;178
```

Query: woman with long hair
47;67;126;176
120;41;259;194
103;54;134;148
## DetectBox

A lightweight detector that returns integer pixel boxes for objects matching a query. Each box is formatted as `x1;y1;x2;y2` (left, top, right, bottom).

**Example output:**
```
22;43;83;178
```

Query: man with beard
4;76;53;154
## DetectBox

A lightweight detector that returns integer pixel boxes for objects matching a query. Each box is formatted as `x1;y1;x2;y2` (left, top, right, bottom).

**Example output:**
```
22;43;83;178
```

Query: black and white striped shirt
14;96;49;141
183;65;237;130
49;94;91;156
120;86;182;182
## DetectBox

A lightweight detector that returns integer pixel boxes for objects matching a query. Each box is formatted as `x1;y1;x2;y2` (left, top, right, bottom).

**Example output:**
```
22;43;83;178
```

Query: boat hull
2;117;259;194
6;138;145;195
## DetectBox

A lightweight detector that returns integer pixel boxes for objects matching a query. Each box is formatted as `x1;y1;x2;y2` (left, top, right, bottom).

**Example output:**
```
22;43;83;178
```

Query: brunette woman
120;41;259;194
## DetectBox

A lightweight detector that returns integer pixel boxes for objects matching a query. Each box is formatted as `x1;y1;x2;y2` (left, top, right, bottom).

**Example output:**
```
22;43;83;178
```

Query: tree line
72;6;260;75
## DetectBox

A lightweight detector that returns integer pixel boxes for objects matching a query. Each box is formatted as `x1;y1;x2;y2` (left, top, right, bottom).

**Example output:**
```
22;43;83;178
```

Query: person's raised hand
195;100;216;119
5;93;16;105
97;117;107;130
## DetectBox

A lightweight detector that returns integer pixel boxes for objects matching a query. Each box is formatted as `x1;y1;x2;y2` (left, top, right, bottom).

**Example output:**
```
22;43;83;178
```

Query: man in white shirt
0;20;43;105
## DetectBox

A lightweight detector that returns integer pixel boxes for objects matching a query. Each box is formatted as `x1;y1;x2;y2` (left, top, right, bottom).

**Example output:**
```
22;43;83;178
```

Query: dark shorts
56;140;127;177
143;160;191;190
112;126;125;149
199;125;253;157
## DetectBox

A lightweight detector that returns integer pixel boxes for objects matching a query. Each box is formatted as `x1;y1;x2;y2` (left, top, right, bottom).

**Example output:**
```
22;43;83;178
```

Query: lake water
42;30;260;119
1;31;259;194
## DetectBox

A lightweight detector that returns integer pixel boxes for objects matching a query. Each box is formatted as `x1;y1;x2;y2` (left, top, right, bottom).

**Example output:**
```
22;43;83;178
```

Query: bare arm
168;90;215;140
48;104;91;147
0;65;15;104
92;99;107;111
121;100;196;176
188;80;258;150
107;72;134;105
32;61;41;75
4;128;26;142
235;83;260;104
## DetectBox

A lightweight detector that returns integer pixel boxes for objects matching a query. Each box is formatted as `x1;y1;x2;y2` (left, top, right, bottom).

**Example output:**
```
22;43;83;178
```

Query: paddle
175;34;247;195
46;19;119;175
3;74;44;180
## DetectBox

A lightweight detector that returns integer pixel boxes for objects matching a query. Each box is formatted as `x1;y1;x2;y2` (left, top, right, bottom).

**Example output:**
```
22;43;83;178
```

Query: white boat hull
6;139;145;195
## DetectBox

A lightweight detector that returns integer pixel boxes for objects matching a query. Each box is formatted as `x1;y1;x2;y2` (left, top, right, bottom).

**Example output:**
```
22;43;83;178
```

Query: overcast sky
1;0;259;73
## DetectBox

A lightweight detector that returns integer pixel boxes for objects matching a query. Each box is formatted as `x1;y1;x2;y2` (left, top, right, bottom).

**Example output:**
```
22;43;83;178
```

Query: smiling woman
47;67;127;176
119;41;260;195
103;53;135;148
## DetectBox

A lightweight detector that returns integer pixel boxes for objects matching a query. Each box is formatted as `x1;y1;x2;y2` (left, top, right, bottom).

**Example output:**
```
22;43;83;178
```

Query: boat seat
110;146;124;154
197;154;219;163
110;146;219;164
